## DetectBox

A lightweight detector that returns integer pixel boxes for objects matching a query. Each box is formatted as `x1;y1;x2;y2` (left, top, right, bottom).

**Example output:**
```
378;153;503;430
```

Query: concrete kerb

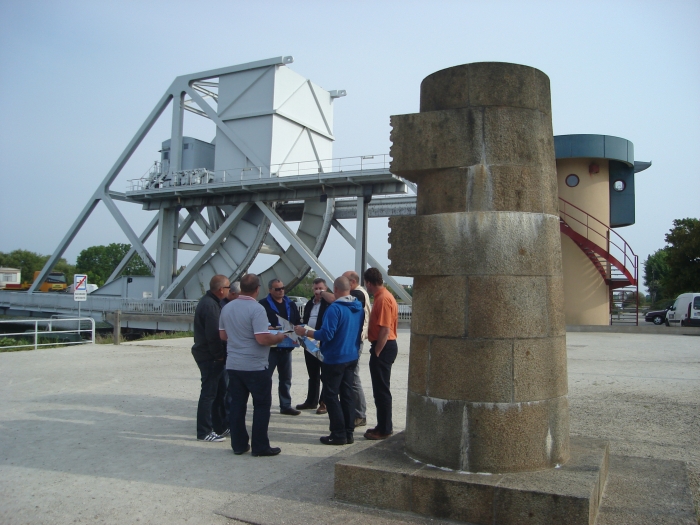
567;324;700;335
0;329;698;524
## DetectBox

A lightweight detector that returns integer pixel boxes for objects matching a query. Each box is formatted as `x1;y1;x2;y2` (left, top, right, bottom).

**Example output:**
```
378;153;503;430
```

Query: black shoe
252;447;281;457
346;434;354;444
280;407;301;416
295;401;318;410
233;444;250;455
320;435;347;445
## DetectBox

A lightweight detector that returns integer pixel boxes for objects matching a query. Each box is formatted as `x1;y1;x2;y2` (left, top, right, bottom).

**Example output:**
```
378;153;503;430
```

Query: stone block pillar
389;62;569;473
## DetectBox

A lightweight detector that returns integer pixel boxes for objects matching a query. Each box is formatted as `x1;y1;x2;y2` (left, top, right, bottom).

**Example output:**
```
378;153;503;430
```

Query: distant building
0;267;22;290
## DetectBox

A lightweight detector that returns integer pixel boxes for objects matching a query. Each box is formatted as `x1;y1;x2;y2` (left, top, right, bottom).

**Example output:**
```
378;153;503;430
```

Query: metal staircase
558;197;639;325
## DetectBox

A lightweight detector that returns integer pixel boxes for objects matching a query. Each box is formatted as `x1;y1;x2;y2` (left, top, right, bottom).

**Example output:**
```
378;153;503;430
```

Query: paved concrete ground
0;330;698;524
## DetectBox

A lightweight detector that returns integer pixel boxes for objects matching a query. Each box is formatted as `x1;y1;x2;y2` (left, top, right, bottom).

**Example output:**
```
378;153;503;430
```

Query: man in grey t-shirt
219;273;289;457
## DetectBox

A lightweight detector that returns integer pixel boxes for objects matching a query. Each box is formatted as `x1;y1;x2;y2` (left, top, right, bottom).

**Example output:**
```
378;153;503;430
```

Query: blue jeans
321;359;358;441
227;369;272;454
268;349;293;410
195;359;228;439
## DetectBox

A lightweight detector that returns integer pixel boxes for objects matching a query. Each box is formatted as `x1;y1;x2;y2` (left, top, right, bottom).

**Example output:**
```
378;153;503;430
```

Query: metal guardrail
398;304;412;321
610;308;641;325
0;292;199;319
0;317;95;350
121;299;198;315
127;154;392;192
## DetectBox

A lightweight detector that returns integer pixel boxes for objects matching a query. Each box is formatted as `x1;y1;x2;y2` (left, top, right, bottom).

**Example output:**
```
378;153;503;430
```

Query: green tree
75;243;151;287
662;218;700;297
0;249;75;284
643;248;670;305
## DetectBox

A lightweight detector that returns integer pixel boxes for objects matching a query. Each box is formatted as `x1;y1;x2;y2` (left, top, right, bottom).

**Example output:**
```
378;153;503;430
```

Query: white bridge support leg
332;219;412;305
102;194;156;273
159;203;254;299
256;202;335;285
105;214;159;285
28;89;173;292
354;196;369;282
154;208;179;298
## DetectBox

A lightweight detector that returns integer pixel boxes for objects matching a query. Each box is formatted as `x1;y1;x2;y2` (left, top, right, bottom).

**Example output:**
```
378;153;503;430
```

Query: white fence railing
1;290;412;327
127;154;391;192
121;299;198;315
0;292;198;319
0;317;95;350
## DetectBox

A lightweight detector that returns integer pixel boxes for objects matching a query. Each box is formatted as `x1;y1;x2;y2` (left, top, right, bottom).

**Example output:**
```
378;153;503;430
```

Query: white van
665;293;700;327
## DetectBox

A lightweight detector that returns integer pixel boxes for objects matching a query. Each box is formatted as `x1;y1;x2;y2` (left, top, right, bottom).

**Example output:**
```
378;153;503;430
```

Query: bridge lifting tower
30;57;414;304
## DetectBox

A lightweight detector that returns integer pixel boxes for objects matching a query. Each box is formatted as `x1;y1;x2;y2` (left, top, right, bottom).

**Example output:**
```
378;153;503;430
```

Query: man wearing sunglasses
260;279;302;415
192;274;230;442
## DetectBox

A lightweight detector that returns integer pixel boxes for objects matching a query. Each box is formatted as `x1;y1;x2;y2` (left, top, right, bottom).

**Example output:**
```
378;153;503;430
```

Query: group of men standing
191;268;399;456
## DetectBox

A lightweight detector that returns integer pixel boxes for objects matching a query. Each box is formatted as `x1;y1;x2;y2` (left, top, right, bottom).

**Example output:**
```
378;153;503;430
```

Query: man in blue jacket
260;278;302;416
295;276;364;445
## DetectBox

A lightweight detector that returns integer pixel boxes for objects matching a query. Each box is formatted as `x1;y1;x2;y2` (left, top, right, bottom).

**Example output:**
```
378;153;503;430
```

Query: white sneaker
198;432;225;442
219;428;230;438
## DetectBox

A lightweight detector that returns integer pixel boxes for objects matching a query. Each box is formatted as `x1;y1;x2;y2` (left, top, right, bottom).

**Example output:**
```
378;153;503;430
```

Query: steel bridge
0;57;422;328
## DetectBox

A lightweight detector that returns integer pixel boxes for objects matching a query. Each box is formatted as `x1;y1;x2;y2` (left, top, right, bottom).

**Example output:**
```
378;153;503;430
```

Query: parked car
644;308;668;325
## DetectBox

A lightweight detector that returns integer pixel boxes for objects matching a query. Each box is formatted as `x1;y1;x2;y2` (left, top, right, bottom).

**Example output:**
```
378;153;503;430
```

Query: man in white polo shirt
219;274;290;457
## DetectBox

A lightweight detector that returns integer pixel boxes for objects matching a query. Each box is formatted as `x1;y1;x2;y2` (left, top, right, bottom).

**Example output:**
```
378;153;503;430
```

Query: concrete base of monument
335;432;609;525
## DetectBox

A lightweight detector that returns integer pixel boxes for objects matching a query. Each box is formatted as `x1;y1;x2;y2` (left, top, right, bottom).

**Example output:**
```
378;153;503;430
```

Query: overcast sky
1;0;698;291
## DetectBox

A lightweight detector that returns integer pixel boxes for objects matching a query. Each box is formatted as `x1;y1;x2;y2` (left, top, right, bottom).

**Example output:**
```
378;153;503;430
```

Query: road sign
74;274;88;291
74;274;88;302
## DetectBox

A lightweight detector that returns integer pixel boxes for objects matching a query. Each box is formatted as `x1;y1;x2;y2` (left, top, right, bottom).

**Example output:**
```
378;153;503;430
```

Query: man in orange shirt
362;267;398;440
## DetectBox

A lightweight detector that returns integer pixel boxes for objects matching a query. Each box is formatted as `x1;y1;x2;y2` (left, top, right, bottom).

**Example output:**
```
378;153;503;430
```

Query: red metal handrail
558;197;638;285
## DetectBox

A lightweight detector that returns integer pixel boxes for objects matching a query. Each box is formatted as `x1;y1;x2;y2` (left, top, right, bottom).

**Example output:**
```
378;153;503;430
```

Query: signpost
74;274;88;318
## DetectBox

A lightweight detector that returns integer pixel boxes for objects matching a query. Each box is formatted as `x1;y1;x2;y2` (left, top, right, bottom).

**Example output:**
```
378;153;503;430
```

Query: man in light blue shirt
220;274;290;457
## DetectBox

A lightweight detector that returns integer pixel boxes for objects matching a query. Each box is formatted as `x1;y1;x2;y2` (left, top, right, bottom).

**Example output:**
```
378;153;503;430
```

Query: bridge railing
0;292;199;318
120;299;198;315
126;153;392;191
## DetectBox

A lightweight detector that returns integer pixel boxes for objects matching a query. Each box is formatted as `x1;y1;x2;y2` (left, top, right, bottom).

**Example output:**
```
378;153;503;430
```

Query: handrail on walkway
558;197;638;284
0;317;96;351
127;153;392;192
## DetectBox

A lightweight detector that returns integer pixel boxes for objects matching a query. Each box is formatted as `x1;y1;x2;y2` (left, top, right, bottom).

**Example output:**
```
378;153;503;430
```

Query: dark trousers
268;348;293;410
195;359;228;439
321;359;358;441
369;339;398;435
303;350;322;406
227;369;272;454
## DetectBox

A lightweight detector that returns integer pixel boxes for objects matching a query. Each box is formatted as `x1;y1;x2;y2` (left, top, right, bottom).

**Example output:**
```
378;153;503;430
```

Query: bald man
321;270;371;427
192;274;230;442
